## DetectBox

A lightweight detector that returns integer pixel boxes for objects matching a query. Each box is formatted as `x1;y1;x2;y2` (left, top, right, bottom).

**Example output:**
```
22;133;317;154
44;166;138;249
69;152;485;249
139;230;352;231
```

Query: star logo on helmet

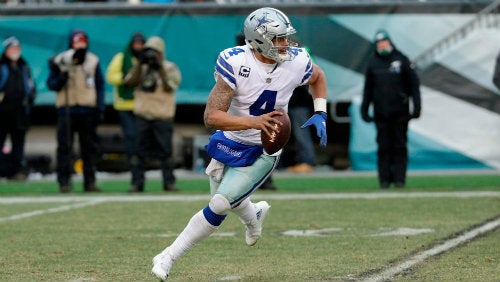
255;13;273;30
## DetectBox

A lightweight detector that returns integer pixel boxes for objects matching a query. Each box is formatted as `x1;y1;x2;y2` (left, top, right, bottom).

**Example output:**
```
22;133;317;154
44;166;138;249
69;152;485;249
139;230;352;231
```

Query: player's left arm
307;63;328;101
302;63;328;146
204;74;282;137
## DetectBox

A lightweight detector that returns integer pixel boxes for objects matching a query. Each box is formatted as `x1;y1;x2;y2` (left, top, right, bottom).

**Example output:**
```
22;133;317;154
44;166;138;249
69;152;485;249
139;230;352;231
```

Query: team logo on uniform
390;60;401;73
239;66;251;77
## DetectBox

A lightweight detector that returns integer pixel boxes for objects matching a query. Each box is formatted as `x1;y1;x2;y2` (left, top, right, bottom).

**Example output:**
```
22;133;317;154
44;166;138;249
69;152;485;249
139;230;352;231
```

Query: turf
0;172;499;281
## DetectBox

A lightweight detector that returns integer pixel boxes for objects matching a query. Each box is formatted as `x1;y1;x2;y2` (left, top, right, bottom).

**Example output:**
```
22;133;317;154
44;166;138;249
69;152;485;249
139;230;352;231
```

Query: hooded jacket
0;54;36;130
361;42;421;121
106;33;146;111
123;36;181;120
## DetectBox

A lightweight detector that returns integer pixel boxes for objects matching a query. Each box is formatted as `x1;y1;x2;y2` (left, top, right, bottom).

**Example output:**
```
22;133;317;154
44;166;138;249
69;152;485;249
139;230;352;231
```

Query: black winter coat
361;49;421;121
0;55;36;130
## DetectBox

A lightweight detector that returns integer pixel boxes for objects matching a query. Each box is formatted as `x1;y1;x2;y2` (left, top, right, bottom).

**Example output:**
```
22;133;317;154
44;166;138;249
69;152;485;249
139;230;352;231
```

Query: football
260;109;291;154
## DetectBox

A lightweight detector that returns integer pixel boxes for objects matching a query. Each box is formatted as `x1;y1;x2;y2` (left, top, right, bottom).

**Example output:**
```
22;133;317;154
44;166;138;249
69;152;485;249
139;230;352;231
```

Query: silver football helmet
243;7;297;62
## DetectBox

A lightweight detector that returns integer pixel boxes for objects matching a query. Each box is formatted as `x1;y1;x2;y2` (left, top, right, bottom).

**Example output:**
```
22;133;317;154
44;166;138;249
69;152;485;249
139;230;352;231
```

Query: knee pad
209;194;231;215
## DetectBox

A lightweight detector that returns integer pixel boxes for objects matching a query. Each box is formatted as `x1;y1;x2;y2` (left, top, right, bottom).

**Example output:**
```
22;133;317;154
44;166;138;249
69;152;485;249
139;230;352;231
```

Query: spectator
46;29;105;193
287;84;316;173
123;36;181;192
0;36;36;181
106;32;146;165
287;43;317;173
151;7;328;280
492;50;500;91
361;29;421;189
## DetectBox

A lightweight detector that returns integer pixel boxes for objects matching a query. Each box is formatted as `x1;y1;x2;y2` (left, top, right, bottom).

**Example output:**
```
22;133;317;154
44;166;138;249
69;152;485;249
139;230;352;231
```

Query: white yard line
362;216;500;282
0;199;104;223
1;191;498;224
1;191;499;205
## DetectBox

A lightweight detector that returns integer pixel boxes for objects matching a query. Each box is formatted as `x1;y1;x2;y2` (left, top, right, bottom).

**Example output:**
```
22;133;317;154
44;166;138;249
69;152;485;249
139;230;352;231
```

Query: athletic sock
231;198;256;225
165;209;218;260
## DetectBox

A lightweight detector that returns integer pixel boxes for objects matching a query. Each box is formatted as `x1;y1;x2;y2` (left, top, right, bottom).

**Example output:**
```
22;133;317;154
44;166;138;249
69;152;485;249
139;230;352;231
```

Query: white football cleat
245;201;271;246
152;248;174;281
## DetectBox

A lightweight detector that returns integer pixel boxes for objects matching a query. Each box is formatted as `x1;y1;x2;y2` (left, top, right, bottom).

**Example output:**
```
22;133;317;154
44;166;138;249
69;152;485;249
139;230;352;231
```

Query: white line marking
1;192;498;225
362;217;500;282
281;228;343;237
0;200;103;223
0;191;499;204
218;275;242;281
369;228;434;237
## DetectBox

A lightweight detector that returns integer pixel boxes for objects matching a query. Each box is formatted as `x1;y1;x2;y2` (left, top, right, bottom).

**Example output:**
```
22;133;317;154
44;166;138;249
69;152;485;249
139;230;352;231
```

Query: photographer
46;29;105;193
123;36;182;192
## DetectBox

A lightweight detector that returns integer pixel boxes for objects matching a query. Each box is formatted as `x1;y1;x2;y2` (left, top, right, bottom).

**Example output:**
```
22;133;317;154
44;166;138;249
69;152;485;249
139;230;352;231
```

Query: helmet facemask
244;7;298;63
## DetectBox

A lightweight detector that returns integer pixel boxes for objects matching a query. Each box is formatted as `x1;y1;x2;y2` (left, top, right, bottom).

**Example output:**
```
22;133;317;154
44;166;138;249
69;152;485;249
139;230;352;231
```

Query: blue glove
301;111;327;147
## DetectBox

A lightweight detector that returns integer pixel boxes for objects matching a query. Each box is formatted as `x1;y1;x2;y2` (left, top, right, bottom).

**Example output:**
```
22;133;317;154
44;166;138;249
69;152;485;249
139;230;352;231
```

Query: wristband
313;98;327;113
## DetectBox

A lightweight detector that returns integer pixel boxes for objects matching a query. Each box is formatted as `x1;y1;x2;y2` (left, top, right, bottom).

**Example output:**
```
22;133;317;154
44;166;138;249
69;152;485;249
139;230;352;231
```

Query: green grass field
0;172;499;281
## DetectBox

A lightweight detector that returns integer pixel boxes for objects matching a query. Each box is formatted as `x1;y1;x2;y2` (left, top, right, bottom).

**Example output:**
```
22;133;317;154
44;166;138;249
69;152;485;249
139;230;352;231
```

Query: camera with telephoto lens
141;48;160;69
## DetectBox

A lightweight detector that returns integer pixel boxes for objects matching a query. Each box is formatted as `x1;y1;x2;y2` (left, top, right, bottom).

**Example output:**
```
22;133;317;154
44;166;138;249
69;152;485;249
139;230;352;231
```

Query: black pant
0;127;26;177
375;117;408;184
131;117;175;188
56;112;98;187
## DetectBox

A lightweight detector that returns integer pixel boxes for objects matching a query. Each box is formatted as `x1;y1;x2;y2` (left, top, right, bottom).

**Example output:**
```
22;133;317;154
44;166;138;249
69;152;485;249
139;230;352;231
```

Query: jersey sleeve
214;47;241;90
296;48;314;85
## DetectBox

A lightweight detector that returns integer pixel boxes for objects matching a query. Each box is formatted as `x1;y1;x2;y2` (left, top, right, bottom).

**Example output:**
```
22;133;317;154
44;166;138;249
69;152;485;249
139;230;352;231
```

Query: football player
152;7;328;280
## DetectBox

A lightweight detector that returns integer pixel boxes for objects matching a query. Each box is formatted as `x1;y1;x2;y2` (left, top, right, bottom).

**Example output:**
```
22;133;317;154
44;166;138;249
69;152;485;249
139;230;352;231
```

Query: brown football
260;109;291;154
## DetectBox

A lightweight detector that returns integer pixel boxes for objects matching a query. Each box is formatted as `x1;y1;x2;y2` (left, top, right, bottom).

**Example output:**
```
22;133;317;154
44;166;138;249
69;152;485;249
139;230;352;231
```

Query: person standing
46;29;105;193
492;49;500;91
151;7;328;280
106;32;146;165
0;36;36;180
361;30;421;189
286;84;316;173
123;36;181;192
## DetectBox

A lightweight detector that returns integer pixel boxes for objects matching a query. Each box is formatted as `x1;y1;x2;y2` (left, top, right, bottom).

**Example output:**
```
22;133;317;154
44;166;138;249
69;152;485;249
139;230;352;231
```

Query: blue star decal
255;12;273;29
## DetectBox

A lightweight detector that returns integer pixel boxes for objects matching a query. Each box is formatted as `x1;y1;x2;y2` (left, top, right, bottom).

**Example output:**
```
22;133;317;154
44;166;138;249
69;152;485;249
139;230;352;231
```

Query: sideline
361;215;500;282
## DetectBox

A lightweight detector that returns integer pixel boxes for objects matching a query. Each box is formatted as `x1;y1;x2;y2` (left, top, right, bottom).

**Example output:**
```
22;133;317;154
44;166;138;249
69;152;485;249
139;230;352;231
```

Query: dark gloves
60;71;69;83
23;91;36;107
361;112;374;122
72;48;87;65
411;110;421;119
56;71;69;90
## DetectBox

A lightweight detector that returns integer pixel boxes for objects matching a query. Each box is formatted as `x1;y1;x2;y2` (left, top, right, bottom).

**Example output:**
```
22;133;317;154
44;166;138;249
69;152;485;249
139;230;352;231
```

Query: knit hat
69;29;88;48
2;36;20;50
374;30;391;43
130;32;146;44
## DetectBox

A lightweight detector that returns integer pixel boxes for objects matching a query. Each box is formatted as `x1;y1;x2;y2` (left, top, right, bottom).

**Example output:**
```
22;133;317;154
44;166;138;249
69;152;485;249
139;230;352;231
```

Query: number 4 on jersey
249;90;277;116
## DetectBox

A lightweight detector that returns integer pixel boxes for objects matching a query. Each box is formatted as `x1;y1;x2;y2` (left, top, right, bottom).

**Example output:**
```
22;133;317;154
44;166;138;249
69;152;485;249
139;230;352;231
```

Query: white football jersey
214;45;313;146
